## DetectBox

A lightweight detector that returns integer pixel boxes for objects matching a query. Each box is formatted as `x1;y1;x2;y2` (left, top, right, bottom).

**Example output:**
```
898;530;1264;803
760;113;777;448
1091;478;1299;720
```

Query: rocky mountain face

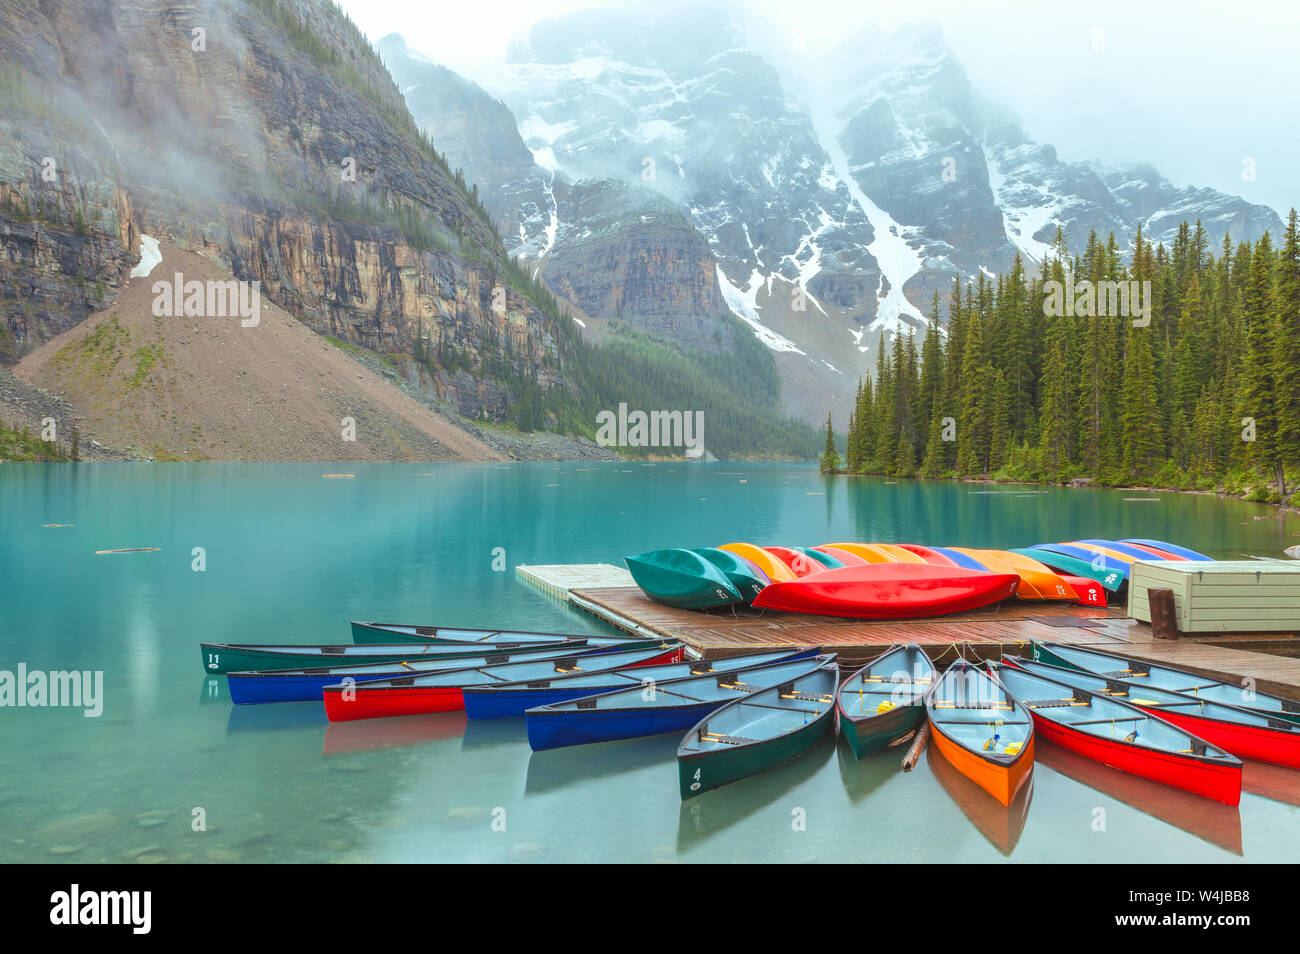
0;0;573;422
388;5;1282;425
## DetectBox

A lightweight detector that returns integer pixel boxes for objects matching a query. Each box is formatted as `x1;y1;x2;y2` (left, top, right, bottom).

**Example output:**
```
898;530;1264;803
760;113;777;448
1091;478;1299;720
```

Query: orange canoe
927;660;1035;806
819;542;899;564
718;543;797;582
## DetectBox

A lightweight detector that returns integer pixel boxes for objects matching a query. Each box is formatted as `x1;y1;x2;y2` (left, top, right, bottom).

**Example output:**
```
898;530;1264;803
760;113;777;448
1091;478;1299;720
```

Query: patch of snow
129;235;161;279
571;316;586;328
718;266;805;354
985;144;1061;264
401;84;422;96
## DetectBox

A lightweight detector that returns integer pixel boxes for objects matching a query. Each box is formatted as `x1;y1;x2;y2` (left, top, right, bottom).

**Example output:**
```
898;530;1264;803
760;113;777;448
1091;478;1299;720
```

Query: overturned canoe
625;549;743;609
1003;655;1300;770
1118;538;1212;561
462;647;820;720
1030;642;1300;728
690;547;769;604
718;542;798;582
1029;543;1131;581
763;546;825;576
948;548;1077;601
1008;548;1125;593
678;656;839;799
837;643;934;759
988;660;1242;805
322;643;684;722
752;564;1019;619
927;659;1034;806
526;654;833;751
202;637;593;676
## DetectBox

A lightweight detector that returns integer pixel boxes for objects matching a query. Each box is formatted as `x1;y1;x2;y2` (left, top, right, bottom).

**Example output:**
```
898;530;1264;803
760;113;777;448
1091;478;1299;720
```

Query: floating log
901;721;931;772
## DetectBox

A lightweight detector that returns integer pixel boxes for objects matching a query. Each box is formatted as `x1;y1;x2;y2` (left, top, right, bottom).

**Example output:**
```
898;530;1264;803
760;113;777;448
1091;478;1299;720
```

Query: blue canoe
462;647;820;720
1073;539;1177;562
1118;538;1213;561
227;643;677;705
525;654;835;751
1029;543;1131;581
925;546;994;572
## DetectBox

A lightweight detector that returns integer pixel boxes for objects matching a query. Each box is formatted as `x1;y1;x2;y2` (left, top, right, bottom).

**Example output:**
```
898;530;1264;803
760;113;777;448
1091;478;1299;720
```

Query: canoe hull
929;720;1034;806
1030;713;1241;805
752;565;1020;619
678;707;833;799
228;672;394;704
323;685;464;721
841;701;925;759
527;701;719;751
1126;706;1300;771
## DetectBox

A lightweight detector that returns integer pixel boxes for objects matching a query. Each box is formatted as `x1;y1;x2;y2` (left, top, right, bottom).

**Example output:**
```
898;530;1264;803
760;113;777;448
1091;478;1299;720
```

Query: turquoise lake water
2;461;1299;862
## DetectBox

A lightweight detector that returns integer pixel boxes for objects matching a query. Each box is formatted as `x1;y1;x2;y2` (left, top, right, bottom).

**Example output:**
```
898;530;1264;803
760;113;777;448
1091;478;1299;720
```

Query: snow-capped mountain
384;6;1283;425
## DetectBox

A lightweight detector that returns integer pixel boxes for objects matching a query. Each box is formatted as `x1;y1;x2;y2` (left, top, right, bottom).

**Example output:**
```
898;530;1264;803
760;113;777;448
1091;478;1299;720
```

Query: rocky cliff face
0;0;570;421
540;179;735;351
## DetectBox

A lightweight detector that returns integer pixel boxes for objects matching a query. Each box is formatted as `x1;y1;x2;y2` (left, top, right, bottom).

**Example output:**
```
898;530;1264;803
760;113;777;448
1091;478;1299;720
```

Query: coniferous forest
827;211;1300;505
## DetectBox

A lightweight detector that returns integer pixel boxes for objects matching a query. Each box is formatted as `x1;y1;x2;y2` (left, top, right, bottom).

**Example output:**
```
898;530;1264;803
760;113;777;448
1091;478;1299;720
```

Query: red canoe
1059;575;1107;607
763;545;823;576
894;543;960;566
751;564;1020;619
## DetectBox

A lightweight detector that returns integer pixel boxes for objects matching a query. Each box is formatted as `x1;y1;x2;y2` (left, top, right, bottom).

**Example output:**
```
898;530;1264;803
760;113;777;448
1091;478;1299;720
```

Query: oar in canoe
463;647;820;720
837;643;935;759
987;660;1242;805
1030;642;1300;726
926;659;1034;806
678;656;839;799
203;637;595;675
321;643;685;721
525;654;835;751
349;621;640;647
1005;654;1300;769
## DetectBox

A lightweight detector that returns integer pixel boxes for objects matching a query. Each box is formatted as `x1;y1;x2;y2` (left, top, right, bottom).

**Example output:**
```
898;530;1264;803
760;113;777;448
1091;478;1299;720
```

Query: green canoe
1007;548;1125;592
690;547;768;604
626;549;744;609
837;643;934;759
678;656;839;799
199;638;596;674
349;622;642;649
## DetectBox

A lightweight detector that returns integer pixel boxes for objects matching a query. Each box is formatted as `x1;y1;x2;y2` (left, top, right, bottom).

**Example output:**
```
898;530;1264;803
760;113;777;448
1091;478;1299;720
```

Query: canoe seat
700;731;759;746
782;691;834;703
933;703;1013;710
1026;700;1085;709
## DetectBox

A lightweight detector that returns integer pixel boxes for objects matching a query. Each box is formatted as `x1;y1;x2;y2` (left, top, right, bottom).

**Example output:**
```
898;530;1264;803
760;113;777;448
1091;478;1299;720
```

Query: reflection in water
835;734;905;804
226;702;329;734
323;712;468;757
927;744;1034;856
526;733;679;795
198;676;224;705
676;734;835;854
1241;760;1300;808
1037;743;1242;856
461;716;530;750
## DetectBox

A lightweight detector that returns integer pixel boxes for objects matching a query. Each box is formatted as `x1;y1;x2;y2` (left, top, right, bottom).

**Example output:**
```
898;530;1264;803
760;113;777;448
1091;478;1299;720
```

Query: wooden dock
521;568;1300;701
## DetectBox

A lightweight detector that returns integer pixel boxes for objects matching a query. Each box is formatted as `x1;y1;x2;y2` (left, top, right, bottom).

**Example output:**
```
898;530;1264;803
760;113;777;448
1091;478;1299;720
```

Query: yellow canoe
718;543;797;582
1066;541;1139;565
982;550;1079;601
820;542;899;564
865;543;928;564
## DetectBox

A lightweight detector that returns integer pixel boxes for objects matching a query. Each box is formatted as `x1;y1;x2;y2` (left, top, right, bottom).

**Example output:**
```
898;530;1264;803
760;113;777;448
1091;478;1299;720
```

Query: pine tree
1274;210;1300;498
821;413;840;473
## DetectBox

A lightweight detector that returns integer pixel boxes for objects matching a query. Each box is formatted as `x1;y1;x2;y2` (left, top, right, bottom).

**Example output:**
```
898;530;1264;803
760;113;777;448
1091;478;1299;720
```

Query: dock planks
563;584;1300;701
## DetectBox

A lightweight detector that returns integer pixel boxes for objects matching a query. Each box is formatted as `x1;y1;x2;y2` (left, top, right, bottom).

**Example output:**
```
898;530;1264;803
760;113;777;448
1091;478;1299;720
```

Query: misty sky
337;0;1298;217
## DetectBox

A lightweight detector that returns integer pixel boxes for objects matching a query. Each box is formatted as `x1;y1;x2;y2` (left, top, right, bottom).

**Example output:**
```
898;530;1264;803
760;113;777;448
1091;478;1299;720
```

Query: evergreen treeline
836;212;1300;503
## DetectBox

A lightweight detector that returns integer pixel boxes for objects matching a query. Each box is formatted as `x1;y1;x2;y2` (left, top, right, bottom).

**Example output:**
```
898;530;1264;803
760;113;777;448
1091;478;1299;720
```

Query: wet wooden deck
568;585;1300;701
